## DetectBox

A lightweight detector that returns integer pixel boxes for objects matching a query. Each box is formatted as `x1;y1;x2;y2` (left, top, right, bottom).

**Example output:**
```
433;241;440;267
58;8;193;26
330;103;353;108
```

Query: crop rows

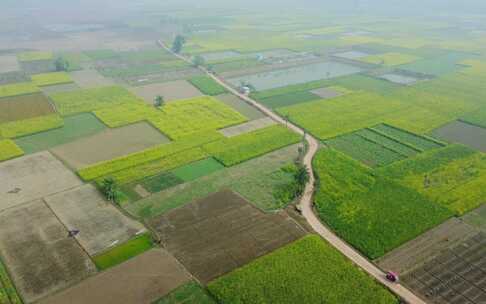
0;139;24;162
50;86;144;115
0;258;22;304
203;125;301;166
355;129;420;157
371;124;444;151
325;132;405;167
0;114;63;138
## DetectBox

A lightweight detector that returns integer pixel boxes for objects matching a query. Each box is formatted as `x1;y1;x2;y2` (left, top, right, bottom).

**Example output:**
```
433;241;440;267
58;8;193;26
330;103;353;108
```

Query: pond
227;61;362;91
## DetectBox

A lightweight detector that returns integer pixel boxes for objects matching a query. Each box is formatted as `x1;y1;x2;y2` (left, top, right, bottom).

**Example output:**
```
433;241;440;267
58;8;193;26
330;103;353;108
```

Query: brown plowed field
0;200;96;303
38;249;190;304
149;190;306;283
0;93;55;123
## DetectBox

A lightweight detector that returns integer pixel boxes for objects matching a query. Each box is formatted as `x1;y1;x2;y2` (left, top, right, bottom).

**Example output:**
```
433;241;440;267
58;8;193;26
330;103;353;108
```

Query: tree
154;95;164;107
294;166;310;195
192;55;205;67
172;35;186;54
54;57;69;72
101;177;118;203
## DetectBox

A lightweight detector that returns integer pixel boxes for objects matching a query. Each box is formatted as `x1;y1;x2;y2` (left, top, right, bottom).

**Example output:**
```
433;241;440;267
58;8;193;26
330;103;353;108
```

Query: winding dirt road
157;40;427;304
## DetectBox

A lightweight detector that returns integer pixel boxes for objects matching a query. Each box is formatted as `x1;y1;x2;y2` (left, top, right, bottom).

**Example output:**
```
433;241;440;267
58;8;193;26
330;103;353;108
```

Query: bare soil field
44;184;146;255
377;216;486;304
51;122;170;169
462;204;486;232
41;83;79;95
38;248;191;304
402;232;486;304
310;87;344;99
0;200;96;303
0;55;19;73
376;218;478;274
149;190;306;283
0;151;83;212
70;69;114;88
220;117;275;137
129;80;203;104
0;93;55;123
432;120;486;152
216;93;265;120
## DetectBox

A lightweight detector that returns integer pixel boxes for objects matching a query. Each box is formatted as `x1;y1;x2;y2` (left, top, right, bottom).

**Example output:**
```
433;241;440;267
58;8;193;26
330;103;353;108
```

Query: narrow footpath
157;40;427;304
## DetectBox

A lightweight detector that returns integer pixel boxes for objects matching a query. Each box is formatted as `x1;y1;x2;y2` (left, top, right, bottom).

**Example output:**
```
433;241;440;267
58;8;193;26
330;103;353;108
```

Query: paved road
157;40;427;304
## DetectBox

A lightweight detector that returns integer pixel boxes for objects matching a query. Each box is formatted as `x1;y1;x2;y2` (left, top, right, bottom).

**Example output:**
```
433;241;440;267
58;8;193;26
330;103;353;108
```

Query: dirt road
157;40;427;304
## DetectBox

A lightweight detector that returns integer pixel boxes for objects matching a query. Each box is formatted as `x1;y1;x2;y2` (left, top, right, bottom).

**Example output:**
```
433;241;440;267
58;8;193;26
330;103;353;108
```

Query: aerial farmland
0;0;486;303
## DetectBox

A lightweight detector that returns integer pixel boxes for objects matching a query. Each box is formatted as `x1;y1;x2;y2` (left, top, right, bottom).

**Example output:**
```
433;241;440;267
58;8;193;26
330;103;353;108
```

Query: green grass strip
93;234;153;271
189;76;227;95
171;158;224;181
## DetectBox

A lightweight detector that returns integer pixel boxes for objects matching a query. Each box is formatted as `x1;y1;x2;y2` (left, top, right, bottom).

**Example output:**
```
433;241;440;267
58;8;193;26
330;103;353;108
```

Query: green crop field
0;82;40;98
78;131;223;181
325;132;406;167
461;107;486;128
313;149;452;258
259;91;321;108
277;92;405;139
189;76;227;95
15;113;105;153
99;64;171;78
92;234;153;270
95;96;247;140
171;158;224;181
379;145;486;215
324;124;445;168
208;235;398;304
31;72;73;87
136;172;183;193
0;139;24;162
203;125;301;166
102;147;208;184
360;52;420;66
355;129;420;156
0;258;22;304
155;282;216;304
50;86;143;115
56;51;91;71
17;51;53;62
370;124;444;151
277;89;462;139
0;114;63;138
399;52;474;76
211;58;263;73
126;144;300;217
